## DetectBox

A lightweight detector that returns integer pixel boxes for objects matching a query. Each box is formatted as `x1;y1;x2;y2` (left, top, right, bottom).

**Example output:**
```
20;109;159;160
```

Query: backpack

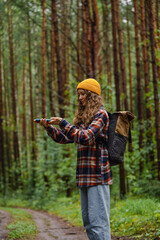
96;111;135;171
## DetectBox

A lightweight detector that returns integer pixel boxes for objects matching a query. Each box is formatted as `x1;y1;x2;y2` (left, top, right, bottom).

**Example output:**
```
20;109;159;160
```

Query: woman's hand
34;117;62;127
49;117;62;125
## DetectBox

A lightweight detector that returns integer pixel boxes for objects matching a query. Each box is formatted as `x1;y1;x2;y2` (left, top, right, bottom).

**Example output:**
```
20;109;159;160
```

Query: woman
35;78;113;240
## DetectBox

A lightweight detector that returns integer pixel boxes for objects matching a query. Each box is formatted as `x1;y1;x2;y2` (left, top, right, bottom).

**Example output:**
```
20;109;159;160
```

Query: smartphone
34;119;52;123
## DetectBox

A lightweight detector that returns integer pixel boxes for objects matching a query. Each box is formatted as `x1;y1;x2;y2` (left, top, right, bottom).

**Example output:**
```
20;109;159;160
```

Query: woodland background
0;0;160;206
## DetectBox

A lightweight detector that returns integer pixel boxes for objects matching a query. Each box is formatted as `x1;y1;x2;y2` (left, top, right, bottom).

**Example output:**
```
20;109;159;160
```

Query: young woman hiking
34;78;113;240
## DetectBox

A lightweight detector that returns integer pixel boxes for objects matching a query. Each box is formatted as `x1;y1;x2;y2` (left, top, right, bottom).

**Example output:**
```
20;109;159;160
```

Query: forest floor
0;208;137;240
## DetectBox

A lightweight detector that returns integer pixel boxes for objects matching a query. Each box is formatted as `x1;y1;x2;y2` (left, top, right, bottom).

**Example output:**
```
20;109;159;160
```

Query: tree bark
41;0;46;118
133;0;144;175
91;0;102;79
140;0;154;164
52;0;65;118
146;0;160;180
7;1;20;186
126;3;133;114
111;0;126;197
0;37;6;196
102;0;112;104
82;0;93;78
116;0;129;111
111;0;120;111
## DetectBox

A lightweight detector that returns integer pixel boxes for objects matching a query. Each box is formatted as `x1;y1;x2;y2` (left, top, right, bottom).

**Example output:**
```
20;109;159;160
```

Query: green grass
46;196;160;239
0;207;38;240
110;197;160;239
0;196;160;239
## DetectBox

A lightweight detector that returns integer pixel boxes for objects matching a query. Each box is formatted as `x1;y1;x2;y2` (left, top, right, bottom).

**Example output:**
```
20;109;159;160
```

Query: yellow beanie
77;78;101;96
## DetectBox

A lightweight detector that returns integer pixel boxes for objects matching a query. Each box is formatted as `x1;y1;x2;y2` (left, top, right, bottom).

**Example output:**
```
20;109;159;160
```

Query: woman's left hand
49;117;62;125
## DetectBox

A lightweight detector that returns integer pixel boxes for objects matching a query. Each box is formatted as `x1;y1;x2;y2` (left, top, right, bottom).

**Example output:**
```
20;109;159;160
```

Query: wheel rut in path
27;209;88;240
0;210;10;240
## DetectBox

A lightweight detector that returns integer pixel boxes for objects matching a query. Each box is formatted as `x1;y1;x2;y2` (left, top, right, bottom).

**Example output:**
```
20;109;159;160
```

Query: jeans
80;185;111;240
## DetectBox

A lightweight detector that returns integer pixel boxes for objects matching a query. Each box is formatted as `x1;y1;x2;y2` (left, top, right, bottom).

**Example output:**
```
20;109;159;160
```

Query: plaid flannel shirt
45;107;113;187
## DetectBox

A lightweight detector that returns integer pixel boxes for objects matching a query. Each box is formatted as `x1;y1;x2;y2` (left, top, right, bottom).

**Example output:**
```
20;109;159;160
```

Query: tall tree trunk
146;0;160;180
7;1;20;187
2;46;12;188
52;0;65;118
46;29;55;116
116;0;129;111
102;0;112;104
82;0;93;78
27;11;36;156
41;0;46;118
51;14;57;116
133;0;144;175
155;0;159;45
111;0;126;197
77;0;81;82
140;0;154;165
91;0;102;79
126;3;133;114
111;0;120;111
0;37;6;196
22;55;27;145
60;0;70;109
116;0;128;197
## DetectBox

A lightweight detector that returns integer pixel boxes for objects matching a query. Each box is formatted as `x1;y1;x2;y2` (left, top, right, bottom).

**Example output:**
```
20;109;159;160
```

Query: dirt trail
0;210;10;240
27;209;88;240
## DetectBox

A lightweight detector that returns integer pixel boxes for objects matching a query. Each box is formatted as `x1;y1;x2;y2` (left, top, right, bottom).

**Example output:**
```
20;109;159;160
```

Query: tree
146;0;160;180
51;0;65;118
7;1;20;186
133;0;144;174
0;36;6;195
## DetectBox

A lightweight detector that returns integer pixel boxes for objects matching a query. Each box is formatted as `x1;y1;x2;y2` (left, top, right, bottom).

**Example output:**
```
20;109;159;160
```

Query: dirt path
27;209;88;240
0;210;10;240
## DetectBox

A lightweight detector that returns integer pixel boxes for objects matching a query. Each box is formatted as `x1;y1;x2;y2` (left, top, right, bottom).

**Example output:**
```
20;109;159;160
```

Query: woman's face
77;89;87;106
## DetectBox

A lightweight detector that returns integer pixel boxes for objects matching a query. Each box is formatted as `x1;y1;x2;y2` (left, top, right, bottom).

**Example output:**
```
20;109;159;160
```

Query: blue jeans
80;185;111;240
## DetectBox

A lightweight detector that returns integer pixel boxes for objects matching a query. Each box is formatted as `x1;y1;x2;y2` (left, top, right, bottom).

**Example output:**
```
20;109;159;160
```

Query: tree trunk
91;0;102;79
146;0;160;180
82;0;93;78
51;16;57;116
22;55;27;144
41;0;46;118
116;0;129;111
140;0;154;165
126;3;133;114
46;29;55;116
111;0;120;111
7;1;20;187
102;0;112;104
2;46;12;188
77;0;81;82
51;0;65;118
133;0;144;175
0;37;6;196
111;0;126;197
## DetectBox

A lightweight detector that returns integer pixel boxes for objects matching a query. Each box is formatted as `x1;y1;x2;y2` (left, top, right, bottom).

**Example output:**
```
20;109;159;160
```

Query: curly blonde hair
73;90;104;126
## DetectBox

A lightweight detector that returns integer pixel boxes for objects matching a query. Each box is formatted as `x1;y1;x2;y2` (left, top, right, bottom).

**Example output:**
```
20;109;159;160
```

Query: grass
46;196;160;239
0;207;38;240
0;195;160;239
110;197;160;239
